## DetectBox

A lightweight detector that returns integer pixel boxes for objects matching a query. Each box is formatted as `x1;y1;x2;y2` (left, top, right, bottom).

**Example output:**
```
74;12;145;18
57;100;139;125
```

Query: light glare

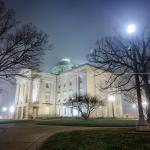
127;24;136;34
132;104;136;109
108;95;115;102
2;107;7;112
142;101;148;107
9;106;15;113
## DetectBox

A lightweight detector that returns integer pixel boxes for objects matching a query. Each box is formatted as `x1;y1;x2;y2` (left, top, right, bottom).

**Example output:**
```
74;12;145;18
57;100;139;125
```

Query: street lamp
9;106;15;113
2;107;7;112
108;95;115;118
132;104;136;109
127;24;136;34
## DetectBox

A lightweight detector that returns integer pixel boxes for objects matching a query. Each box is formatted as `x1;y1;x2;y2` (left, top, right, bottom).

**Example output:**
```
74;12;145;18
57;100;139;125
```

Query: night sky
1;0;150;113
5;0;150;71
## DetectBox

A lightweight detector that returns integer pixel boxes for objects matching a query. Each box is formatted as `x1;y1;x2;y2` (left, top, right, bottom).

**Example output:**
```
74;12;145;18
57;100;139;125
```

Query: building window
69;90;73;97
46;83;49;88
79;75;83;83
63;92;68;101
64;83;66;87
45;94;50;103
117;107;120;116
116;99;120;105
69;80;72;86
79;75;84;89
57;94;61;103
79;89;84;96
64;108;66;115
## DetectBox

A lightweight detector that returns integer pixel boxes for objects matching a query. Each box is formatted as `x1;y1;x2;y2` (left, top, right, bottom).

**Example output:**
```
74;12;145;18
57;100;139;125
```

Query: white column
15;107;18;119
15;83;20;105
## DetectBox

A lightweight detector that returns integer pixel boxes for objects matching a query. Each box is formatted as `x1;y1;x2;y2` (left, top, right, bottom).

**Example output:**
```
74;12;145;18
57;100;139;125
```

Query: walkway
0;123;98;150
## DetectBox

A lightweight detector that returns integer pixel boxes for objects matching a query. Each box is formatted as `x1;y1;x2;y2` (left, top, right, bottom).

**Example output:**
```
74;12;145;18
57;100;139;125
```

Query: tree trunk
132;48;149;130
142;74;150;123
135;74;145;124
135;74;149;131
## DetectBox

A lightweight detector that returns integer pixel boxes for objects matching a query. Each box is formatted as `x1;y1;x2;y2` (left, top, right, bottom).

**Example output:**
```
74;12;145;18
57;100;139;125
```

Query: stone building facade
14;59;123;119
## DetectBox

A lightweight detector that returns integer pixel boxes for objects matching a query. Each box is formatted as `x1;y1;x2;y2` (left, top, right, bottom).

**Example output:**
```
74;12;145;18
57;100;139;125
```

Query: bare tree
66;94;104;120
88;32;150;130
0;1;50;81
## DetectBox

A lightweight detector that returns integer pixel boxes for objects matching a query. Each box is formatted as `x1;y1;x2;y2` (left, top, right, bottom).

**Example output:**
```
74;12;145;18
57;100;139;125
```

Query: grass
37;118;137;127
39;128;150;150
0;118;137;127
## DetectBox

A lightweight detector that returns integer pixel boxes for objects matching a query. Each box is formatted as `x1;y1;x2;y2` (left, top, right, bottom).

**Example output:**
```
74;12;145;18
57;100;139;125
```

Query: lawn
39;128;150;150
37;118;137;127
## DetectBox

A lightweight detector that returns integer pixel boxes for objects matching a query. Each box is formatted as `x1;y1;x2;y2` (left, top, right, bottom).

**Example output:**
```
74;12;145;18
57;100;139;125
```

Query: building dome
50;58;74;74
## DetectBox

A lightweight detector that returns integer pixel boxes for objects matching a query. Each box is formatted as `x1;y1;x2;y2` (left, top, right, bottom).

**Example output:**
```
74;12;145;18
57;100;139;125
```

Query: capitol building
14;58;123;119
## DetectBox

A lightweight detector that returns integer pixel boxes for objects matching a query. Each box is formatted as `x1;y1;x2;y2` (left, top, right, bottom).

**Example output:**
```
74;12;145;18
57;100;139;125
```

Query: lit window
79;89;84;96
69;90;73;97
64;92;68;100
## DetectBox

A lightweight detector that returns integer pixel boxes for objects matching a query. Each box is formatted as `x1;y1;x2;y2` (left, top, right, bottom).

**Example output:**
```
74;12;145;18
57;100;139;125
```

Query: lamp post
108;95;115;118
127;24;149;131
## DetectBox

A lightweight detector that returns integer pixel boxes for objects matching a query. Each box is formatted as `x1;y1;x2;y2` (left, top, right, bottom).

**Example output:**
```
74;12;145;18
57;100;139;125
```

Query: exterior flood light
108;95;115;102
2;107;7;112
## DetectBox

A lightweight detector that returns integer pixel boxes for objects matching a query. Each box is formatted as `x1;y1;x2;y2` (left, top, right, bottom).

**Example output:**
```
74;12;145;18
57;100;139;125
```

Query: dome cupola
50;58;74;74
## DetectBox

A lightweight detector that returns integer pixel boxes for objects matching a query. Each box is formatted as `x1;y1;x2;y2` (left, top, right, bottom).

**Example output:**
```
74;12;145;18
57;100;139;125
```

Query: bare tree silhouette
0;1;50;81
88;26;150;130
66;94;104;120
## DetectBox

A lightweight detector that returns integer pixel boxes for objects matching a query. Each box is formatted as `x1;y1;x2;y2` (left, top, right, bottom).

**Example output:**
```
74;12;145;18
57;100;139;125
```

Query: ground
0;119;145;150
0;121;99;150
40;128;150;150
